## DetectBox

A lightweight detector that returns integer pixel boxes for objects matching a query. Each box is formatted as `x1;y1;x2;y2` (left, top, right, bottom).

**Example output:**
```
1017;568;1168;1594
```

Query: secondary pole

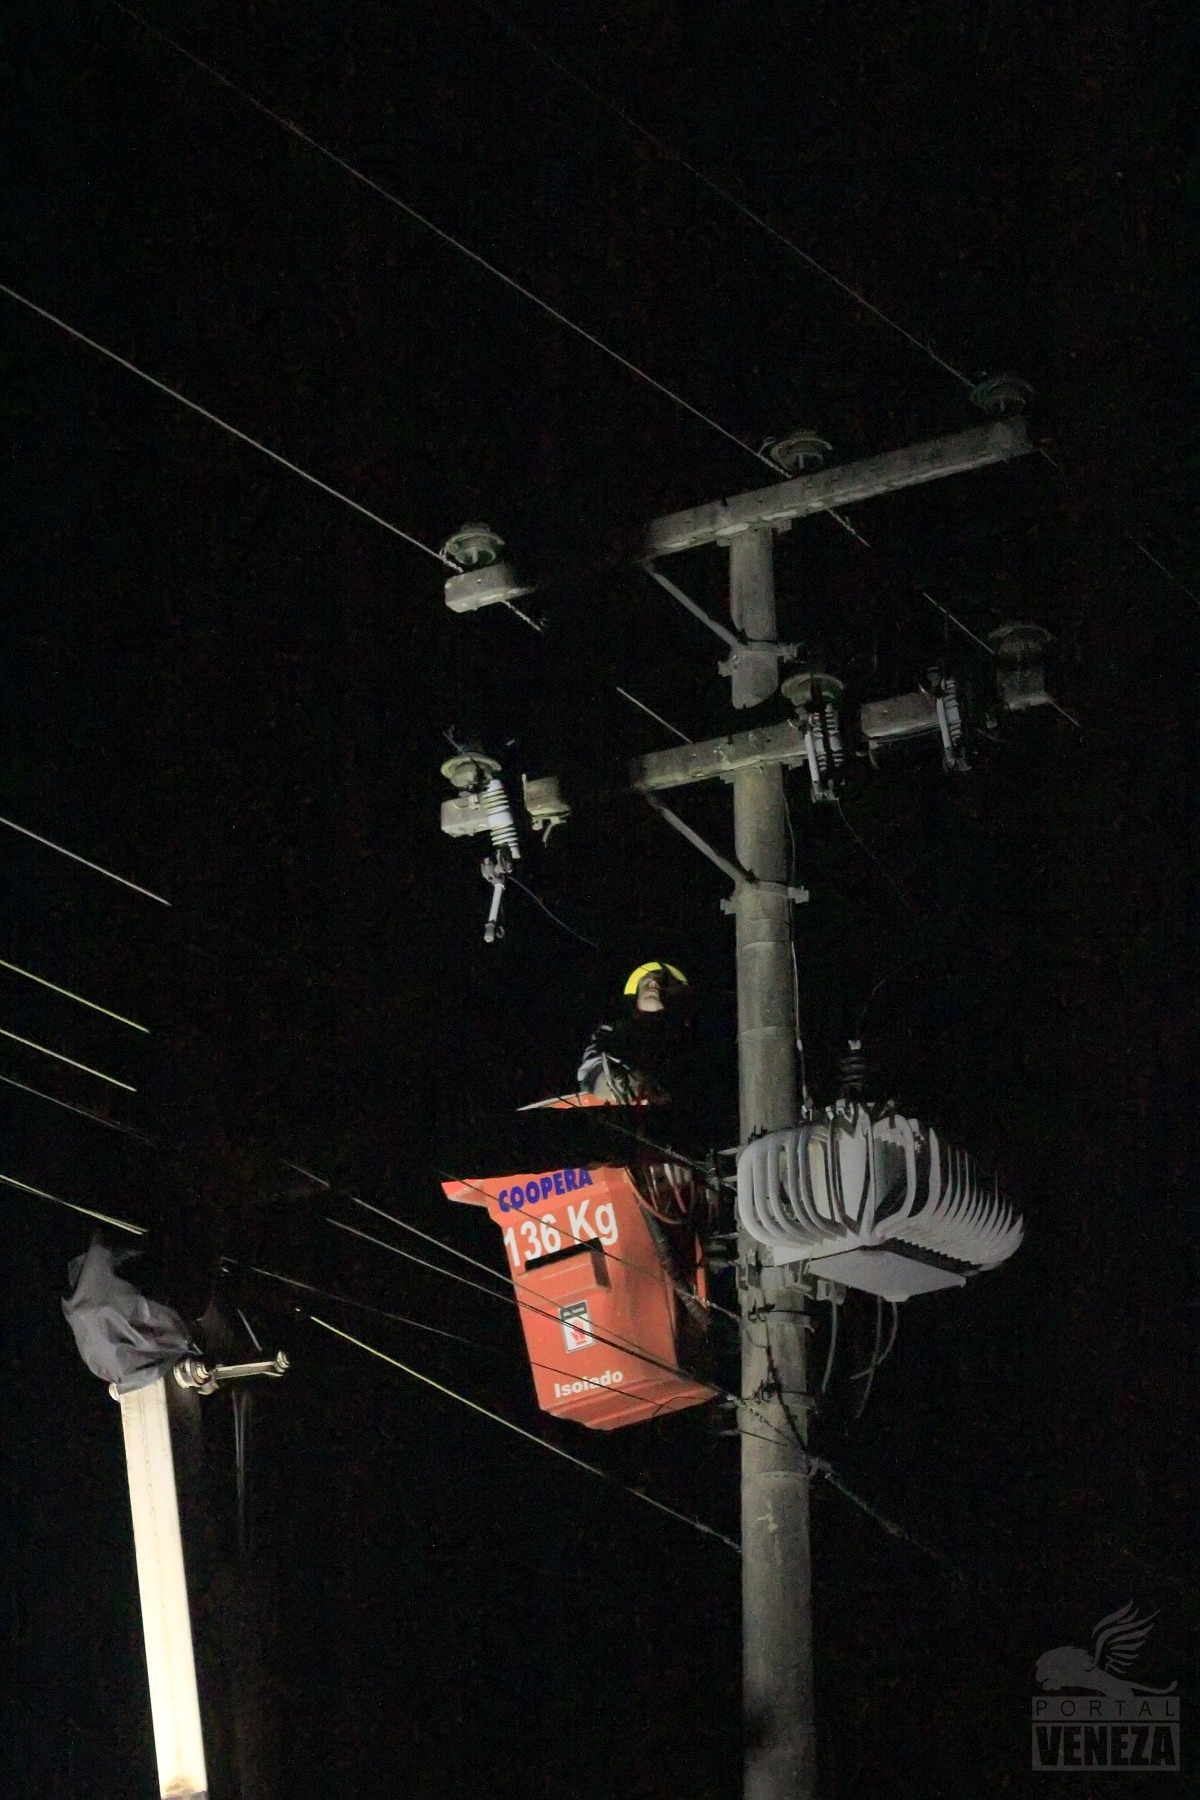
729;529;814;1800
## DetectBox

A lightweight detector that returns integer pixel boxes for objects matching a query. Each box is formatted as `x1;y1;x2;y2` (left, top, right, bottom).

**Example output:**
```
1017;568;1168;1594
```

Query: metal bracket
642;794;809;906
641;561;797;663
173;1350;290;1394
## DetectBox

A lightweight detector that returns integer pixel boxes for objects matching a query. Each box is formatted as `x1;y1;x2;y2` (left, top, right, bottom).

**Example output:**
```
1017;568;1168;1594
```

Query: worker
576;961;690;1103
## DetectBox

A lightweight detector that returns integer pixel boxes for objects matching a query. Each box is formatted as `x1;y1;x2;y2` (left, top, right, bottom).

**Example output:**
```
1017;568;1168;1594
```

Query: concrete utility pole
633;416;1032;1800
728;527;814;1799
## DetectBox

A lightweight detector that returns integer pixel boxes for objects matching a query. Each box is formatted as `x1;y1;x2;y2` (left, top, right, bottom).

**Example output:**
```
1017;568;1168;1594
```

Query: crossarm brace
641;794;808;904
641;561;797;661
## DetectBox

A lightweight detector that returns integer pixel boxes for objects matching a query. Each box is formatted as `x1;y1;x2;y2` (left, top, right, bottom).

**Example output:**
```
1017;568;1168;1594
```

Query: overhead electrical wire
0;810;170;905
506;873;600;951
0;1168;147;1236
337;1195;736;1414
1129;536;1200;612
248;1257;709;1423
310;1315;742;1553
244;1260;520;1355
477;3;1198;616
287;1158;744;1333
357;1183;743;1331
249;1166;969;1576
0;281;450;568
327;1215;514;1306
0;1069;151;1140
0;955;149;1033
106;1;1195;657
104;6;1029;660
0;1024;135;1092
109;1;766;472
469;1;976;391
614;686;692;745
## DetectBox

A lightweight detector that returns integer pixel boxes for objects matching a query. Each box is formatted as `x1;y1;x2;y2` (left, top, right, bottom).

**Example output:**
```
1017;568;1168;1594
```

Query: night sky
1;2;1195;1796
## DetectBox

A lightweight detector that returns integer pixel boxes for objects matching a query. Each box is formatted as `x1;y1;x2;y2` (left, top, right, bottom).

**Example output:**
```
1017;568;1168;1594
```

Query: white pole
118;1379;209;1800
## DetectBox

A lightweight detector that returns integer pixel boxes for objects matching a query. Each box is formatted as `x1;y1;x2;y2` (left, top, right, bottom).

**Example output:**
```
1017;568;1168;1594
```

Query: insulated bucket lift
738;1097;1023;1302
443;1148;714;1429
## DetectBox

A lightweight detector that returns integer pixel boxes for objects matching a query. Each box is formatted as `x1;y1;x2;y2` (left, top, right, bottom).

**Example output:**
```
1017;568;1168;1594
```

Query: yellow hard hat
623;961;688;997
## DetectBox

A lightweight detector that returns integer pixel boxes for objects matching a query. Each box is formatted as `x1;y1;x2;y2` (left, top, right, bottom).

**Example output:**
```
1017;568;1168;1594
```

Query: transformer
738;1099;1022;1302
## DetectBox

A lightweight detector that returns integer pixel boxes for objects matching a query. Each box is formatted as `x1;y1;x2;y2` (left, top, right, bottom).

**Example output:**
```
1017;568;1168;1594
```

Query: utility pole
442;414;1033;1799
630;416;1033;1800
728;527;814;1800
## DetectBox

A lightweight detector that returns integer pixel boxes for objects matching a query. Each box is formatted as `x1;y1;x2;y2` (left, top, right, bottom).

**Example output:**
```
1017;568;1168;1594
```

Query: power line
1130;535;1200;611
0;811;170;905
469;9;1200;644
0;956;149;1033
310;1312;741;1554
244;1260;516;1355
832;795;921;920
342;1194;733;1409
470;2;975;392
0;1025;136;1092
250;1256;703;1415
110;2;768;473
614;686;693;745
327;1216;513;1306
0;281;449;567
105;7;1051;660
351;1196;511;1294
114;3;1199;660
301;1168;965;1573
0;1168;147;1236
0;1069;152;1140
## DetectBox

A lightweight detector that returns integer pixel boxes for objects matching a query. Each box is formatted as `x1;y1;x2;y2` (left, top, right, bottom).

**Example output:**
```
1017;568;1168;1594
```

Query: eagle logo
1036;1603;1177;1701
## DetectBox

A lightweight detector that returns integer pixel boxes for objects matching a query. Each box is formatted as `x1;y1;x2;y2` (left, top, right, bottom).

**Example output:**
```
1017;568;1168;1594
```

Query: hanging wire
0;1070;152;1140
232;1389;251;1561
236;1306;264;1353
832;795;921;921
819;1296;839;1395
782;789;811;1110
506;874;600;951
0;811;171;905
0;282;450;567
0;1025;135;1092
0;955;149;1032
850;1300;904;1421
310;1313;742;1554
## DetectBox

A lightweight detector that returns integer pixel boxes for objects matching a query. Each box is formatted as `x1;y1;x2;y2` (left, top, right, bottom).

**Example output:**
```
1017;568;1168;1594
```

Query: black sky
1;2;1196;1796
